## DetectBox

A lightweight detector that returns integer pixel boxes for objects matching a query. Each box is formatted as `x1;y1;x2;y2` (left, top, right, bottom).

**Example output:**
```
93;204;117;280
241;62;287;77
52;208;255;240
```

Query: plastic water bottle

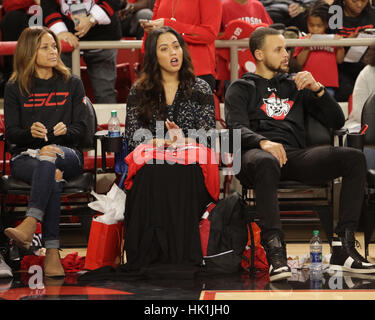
108;110;121;137
310;267;323;289
309;230;322;271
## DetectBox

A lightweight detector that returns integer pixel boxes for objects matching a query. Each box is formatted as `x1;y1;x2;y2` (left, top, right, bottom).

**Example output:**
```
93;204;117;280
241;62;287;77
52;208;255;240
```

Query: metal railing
1;37;375;82
216;38;375;82
74;37;375;82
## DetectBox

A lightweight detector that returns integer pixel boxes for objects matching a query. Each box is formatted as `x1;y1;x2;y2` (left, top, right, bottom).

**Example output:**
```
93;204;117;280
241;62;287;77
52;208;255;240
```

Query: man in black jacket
41;0;122;103
225;27;375;282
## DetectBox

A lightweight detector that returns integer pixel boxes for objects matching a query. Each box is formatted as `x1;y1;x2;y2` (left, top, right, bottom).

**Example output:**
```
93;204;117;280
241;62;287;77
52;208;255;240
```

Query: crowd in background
1;0;375;281
0;0;374;105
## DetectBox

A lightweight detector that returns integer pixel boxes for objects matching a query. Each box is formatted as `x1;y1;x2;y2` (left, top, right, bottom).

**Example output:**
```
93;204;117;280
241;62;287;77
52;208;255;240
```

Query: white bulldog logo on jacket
260;93;294;120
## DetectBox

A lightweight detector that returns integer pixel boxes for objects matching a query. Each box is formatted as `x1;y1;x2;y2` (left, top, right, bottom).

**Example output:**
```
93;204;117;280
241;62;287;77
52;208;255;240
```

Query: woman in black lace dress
121;26;218;275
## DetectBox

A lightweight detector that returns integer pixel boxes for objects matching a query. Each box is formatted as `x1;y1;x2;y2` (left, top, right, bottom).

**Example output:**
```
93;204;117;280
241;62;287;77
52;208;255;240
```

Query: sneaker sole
270;271;292;282
329;264;375;274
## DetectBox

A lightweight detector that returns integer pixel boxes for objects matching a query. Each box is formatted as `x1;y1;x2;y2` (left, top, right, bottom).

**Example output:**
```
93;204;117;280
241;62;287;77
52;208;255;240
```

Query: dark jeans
62;49;118;103
10;146;83;248
237;145;367;241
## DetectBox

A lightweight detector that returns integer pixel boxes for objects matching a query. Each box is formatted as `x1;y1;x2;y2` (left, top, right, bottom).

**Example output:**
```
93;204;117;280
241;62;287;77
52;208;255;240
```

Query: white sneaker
0;253;13;278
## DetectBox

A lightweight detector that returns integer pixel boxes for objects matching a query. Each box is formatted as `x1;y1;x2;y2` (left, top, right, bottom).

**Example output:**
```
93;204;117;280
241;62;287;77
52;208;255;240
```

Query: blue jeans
10;146;83;248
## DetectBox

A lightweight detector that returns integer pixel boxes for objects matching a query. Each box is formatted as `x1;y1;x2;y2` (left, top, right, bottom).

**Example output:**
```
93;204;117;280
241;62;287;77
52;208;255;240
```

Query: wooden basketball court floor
2;243;375;303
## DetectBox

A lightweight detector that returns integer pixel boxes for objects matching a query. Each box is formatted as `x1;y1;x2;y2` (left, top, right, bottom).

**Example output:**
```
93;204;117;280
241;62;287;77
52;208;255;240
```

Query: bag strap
201;202;216;219
118;165;128;190
248;223;255;274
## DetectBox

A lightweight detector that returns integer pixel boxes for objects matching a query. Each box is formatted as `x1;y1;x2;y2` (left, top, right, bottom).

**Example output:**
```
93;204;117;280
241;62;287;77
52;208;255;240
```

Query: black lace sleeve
179;78;215;148
125;87;144;153
192;78;216;132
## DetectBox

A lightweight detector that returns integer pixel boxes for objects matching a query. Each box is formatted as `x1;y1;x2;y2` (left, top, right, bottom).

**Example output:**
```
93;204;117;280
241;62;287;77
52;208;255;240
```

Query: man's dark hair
249;27;281;59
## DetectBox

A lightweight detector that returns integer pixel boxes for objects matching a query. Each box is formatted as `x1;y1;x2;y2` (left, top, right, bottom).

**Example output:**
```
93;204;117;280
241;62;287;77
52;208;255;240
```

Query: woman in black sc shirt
3;27;89;278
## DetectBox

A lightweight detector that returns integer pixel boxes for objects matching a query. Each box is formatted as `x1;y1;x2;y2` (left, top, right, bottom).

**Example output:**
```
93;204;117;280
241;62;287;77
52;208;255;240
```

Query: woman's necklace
171;0;182;21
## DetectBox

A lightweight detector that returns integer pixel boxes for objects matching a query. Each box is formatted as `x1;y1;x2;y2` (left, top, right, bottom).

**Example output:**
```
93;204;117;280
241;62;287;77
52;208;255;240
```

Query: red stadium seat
348;93;353;116
0;114;11;175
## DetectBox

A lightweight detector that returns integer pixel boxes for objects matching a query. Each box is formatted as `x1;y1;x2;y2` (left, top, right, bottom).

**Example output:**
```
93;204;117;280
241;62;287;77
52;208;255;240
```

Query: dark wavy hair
133;26;195;127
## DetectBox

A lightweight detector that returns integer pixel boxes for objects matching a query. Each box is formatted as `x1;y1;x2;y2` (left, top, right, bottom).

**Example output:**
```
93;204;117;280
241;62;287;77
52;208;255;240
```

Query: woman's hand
53;122;67;136
151;138;172;148
140;18;165;33
31;122;48;140
165;119;184;145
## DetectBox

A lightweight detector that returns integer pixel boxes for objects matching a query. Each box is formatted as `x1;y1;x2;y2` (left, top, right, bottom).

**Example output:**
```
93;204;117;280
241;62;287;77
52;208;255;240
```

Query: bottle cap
111;110;117;117
313;230;319;236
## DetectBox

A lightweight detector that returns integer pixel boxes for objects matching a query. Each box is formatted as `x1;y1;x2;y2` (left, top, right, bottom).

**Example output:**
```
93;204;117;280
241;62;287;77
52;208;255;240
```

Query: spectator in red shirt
221;0;273;32
294;0;345;96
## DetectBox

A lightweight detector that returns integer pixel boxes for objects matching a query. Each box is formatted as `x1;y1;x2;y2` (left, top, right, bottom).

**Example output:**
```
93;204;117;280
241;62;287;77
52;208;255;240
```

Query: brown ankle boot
4;216;37;250
44;248;65;278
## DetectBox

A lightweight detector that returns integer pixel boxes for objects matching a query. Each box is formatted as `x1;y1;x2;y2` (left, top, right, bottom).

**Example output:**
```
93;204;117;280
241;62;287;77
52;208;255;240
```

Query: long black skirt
120;163;213;277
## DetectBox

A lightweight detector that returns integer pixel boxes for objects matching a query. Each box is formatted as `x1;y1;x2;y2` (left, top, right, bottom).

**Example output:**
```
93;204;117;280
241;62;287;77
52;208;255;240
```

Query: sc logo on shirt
24;92;70;107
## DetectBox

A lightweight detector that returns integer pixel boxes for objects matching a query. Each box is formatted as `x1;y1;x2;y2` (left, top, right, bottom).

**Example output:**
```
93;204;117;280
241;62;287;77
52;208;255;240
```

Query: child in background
294;0;345;96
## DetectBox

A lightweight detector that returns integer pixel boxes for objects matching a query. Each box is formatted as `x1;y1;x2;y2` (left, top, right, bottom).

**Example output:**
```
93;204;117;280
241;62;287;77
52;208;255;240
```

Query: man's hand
118;3;136;20
57;31;79;48
259;140;287;167
73;15;95;38
288;3;304;18
293;71;321;93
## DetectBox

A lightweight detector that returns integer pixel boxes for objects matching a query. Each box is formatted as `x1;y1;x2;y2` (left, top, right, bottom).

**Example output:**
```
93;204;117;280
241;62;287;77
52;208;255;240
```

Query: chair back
80;96;98;150
361;91;375;147
305;115;332;147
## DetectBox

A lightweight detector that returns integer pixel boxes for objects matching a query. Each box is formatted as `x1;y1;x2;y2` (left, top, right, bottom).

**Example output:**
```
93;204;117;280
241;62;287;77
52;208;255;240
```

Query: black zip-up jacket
4;74;89;156
41;0;122;41
224;72;345;150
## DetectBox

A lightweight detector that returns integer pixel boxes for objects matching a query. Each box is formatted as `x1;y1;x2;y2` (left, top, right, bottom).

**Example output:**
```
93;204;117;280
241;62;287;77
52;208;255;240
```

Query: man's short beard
265;61;289;74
